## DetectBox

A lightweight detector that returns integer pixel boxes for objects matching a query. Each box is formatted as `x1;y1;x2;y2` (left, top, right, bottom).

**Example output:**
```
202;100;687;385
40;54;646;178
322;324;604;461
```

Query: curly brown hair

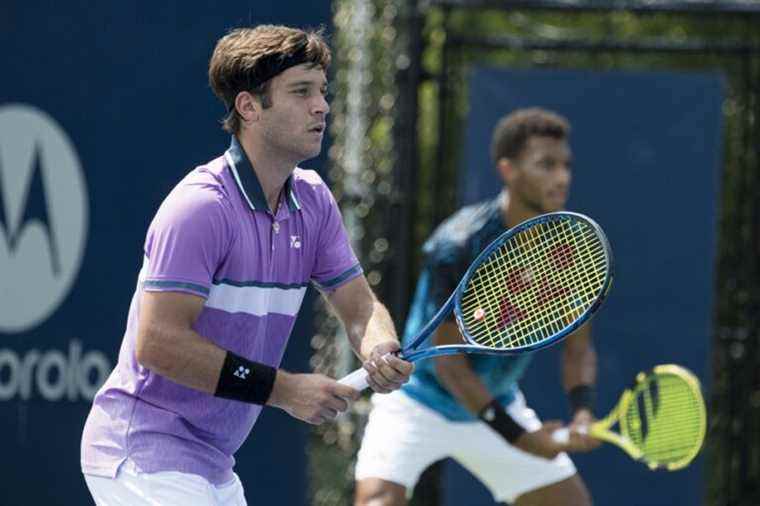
208;25;331;134
490;108;570;163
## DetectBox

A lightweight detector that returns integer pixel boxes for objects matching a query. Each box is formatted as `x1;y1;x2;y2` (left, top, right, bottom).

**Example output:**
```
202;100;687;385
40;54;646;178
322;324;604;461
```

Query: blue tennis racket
339;211;614;390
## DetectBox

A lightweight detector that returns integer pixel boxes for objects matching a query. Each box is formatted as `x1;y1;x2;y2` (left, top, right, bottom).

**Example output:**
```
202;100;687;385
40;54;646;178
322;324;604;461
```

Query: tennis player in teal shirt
355;108;600;506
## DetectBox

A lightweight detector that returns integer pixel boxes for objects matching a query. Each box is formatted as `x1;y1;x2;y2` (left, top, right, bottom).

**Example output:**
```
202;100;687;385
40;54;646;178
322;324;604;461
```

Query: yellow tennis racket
553;364;707;470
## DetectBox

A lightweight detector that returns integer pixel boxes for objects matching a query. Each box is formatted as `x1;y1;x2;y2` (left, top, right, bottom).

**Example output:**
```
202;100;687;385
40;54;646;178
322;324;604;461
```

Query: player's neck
237;134;295;213
502;197;540;229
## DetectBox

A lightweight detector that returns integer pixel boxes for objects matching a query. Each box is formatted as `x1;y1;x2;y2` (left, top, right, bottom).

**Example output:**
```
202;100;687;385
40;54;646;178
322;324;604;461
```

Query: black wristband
568;384;596;415
478;399;526;444
215;351;277;405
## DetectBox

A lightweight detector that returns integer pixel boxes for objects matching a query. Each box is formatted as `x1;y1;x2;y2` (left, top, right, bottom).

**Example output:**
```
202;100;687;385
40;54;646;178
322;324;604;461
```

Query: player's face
258;63;329;162
509;136;572;214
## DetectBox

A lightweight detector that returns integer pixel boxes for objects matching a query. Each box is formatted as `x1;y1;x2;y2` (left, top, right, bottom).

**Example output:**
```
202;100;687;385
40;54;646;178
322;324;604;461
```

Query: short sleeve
310;185;362;292
142;186;233;298
426;244;468;312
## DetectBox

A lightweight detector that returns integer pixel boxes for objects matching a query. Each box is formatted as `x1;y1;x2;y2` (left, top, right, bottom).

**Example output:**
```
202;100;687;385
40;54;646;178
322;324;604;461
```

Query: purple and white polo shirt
81;137;362;485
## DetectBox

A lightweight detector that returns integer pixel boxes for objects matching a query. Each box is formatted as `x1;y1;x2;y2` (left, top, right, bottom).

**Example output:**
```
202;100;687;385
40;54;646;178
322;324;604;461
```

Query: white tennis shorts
355;389;577;504
84;459;247;506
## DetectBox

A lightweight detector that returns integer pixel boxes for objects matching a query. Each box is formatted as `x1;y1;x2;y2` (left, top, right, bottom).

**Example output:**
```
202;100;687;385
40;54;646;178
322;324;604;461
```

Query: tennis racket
339;211;614;390
552;364;707;470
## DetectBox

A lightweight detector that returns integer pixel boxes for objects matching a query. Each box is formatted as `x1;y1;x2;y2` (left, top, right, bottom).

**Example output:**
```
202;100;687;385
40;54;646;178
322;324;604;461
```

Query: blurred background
1;1;759;505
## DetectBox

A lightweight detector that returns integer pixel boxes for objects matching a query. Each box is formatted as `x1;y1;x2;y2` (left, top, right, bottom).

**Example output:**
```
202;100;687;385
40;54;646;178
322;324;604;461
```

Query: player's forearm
431;322;492;414
136;324;226;394
436;356;531;444
561;326;597;416
349;299;399;361
435;356;492;415
562;322;597;391
327;277;400;361
138;325;282;406
562;339;597;390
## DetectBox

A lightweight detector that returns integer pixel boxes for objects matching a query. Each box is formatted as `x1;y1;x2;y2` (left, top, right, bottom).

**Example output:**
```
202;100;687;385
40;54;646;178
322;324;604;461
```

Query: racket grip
552;425;589;444
338;368;369;391
552;428;570;444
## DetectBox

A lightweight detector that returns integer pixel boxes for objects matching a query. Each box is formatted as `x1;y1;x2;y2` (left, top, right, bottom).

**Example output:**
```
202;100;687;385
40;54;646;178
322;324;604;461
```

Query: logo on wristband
234;366;250;379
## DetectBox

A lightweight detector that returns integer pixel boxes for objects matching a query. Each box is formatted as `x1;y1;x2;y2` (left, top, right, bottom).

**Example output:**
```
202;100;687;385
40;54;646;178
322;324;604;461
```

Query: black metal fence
310;1;760;504
403;1;760;504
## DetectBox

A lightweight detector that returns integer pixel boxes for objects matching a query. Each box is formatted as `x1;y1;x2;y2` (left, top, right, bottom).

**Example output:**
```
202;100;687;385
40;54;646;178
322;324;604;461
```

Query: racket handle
551;425;589;444
338;368;369;391
337;351;403;391
552;428;570;444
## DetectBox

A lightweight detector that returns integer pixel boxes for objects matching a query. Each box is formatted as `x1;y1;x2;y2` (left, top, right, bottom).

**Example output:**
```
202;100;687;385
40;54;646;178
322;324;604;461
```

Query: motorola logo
0;340;110;401
0;105;109;401
0;104;89;332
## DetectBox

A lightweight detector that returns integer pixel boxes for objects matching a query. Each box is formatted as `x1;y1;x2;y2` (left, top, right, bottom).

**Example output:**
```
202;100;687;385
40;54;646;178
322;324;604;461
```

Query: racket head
617;364;707;470
453;211;613;354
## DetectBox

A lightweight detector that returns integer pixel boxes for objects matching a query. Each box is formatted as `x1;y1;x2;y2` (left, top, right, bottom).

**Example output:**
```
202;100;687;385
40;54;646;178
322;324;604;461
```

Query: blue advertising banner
1;3;330;504
443;68;723;505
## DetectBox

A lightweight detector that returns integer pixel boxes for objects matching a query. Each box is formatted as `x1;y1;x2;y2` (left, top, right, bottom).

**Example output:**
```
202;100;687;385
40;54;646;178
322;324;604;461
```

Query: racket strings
532;222;606;331
465;226;552;347
459;217;608;349
623;374;706;466
464;220;601;347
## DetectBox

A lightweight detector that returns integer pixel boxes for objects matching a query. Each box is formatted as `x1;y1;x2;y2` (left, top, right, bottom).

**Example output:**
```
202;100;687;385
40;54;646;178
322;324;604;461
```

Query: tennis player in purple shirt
81;25;413;505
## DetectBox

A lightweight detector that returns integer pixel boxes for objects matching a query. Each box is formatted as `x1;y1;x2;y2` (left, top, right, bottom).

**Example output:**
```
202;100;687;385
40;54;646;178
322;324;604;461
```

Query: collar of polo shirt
225;136;301;214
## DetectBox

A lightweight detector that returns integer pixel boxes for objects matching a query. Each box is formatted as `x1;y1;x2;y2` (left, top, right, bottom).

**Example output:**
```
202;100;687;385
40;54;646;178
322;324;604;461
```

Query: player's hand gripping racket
339;211;614;390
552;364;707;470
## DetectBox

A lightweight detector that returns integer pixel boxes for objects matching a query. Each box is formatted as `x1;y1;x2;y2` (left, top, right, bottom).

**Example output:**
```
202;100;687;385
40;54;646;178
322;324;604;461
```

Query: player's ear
496;157;516;185
234;91;260;124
